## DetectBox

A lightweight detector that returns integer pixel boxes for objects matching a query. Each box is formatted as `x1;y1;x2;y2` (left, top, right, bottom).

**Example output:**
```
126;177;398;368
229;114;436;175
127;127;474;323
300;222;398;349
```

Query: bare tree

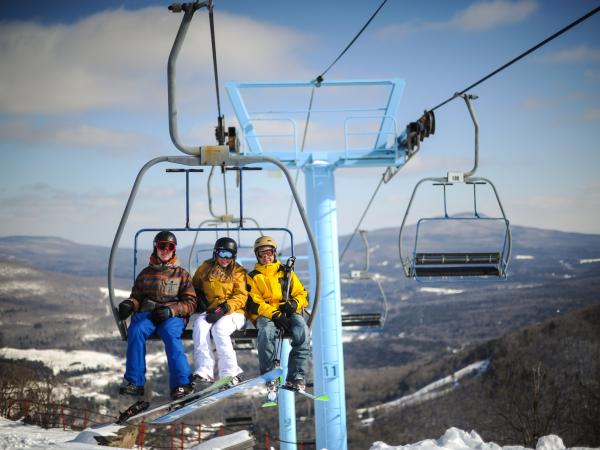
487;359;567;447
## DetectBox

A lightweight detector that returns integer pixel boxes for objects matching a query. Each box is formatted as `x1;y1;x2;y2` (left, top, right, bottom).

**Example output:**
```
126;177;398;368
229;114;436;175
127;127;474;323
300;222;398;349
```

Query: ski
150;368;283;424
261;399;278;408
117;400;150;424
279;384;330;402
261;386;280;408
117;376;233;424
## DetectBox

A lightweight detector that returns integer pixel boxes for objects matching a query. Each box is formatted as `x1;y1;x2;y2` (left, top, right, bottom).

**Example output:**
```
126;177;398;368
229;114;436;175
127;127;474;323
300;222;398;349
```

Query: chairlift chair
398;94;512;282
341;230;389;327
116;165;301;346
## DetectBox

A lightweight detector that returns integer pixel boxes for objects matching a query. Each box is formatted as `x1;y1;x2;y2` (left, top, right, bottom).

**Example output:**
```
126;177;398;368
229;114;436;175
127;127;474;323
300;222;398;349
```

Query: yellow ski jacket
246;260;308;322
192;260;248;314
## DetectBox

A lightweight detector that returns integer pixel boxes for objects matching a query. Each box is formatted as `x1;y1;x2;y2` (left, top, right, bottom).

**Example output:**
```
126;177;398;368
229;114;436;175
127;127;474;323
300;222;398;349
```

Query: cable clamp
201;145;230;166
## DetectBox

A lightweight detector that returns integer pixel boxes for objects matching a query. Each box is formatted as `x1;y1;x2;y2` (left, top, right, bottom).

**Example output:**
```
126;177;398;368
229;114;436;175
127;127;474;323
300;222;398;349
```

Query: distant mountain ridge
1;224;599;281
0;235;132;279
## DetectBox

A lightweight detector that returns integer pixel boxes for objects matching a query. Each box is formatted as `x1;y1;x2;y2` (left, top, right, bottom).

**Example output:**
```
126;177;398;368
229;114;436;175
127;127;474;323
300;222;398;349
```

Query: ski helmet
213;237;237;259
254;236;277;252
153;230;177;255
254;235;277;261
154;230;177;246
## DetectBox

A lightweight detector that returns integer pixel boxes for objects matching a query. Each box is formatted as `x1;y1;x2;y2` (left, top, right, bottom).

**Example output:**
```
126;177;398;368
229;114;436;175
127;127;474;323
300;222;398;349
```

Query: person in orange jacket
117;231;196;400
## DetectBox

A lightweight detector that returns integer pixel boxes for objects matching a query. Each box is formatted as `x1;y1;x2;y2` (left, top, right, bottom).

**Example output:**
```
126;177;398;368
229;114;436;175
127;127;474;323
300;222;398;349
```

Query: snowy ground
1;349;597;450
357;360;490;420
368;427;594;450
0;347;167;401
0;418;593;450
0;418;128;450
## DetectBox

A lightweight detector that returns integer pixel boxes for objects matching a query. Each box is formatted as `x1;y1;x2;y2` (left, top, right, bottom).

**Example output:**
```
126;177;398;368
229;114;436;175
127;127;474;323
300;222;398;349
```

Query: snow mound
368;427;585;450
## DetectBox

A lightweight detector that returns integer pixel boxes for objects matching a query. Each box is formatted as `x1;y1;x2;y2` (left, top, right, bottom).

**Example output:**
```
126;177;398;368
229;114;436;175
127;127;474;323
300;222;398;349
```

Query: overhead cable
339;175;385;261
429;5;600;112
281;86;317;252
339;165;400;262
315;0;389;84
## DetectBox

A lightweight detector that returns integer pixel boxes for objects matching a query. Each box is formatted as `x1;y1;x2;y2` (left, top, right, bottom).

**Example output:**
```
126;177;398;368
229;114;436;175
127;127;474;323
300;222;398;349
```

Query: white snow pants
192;312;246;380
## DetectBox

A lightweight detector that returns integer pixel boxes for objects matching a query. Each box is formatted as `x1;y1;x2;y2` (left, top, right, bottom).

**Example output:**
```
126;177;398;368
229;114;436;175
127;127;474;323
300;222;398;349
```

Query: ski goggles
257;248;275;257
156;241;176;252
216;249;234;259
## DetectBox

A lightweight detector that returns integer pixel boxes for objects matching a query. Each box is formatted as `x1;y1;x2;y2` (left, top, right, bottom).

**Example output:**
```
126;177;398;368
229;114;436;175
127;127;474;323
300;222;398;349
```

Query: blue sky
0;0;598;249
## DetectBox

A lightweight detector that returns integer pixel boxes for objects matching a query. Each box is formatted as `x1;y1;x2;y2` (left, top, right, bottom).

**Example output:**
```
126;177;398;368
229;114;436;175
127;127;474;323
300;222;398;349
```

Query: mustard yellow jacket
246;260;308;322
192;260;248;314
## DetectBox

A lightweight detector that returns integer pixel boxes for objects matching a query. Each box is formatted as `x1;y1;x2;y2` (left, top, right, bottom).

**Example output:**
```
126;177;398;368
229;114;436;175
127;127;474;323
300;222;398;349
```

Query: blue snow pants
124;312;192;391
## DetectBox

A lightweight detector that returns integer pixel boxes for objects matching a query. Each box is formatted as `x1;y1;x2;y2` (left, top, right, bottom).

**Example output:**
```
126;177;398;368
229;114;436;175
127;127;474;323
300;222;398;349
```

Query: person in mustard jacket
117;230;197;400
246;236;309;393
191;237;247;388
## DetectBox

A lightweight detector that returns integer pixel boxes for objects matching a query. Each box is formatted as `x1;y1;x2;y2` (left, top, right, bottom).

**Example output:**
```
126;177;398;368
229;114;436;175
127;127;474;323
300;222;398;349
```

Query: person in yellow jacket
246;236;309;393
192;237;247;388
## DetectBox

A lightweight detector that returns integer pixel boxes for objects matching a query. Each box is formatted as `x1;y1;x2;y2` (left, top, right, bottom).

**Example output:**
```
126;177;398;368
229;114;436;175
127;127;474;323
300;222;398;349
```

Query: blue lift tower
227;79;408;450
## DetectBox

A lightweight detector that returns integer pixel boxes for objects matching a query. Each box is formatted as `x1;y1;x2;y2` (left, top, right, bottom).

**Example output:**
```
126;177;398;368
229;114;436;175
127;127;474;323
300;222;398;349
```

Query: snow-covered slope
0;419;591;450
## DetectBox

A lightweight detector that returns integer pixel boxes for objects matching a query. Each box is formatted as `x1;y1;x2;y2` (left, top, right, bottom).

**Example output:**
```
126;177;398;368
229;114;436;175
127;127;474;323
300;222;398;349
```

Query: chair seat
415;252;501;265
414;265;501;277
341;313;382;327
148;327;292;342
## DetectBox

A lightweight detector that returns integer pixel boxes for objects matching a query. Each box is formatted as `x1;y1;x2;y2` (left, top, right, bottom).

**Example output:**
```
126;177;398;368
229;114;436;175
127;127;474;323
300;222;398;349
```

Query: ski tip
261;401;278;408
315;394;330;401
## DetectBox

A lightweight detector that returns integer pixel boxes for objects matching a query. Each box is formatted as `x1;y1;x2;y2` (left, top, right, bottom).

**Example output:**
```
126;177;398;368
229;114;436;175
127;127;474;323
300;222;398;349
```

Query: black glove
206;303;229;324
271;311;291;332
195;289;208;313
118;300;134;321
151;305;172;324
279;298;298;316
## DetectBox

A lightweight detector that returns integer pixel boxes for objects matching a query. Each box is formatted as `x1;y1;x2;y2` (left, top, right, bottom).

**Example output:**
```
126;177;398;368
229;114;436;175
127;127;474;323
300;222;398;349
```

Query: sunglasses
257;248;275;257
156;241;176;252
216;249;234;259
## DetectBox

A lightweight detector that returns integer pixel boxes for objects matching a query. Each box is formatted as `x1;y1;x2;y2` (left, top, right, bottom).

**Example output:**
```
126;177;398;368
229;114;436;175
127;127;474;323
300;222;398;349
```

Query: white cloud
0;120;160;155
541;45;600;64
450;0;538;31
520;96;557;111
0;185;126;244
583;108;600;122
378;0;538;38
584;68;600;80
509;184;600;234
0;182;216;246
0;7;311;116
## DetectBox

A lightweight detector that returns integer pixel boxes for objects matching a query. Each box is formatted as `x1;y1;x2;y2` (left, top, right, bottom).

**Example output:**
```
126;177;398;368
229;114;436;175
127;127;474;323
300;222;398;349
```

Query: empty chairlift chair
398;94;512;281
341;230;389;327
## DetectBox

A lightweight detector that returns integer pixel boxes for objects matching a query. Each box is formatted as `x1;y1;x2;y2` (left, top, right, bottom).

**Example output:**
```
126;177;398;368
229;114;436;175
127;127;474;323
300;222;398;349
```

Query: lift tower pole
305;162;346;449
